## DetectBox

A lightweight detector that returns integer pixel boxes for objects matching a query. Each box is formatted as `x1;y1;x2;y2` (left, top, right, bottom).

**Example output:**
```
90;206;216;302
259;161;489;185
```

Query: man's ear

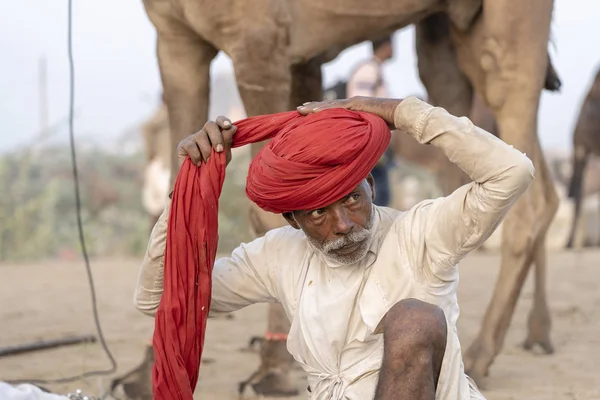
366;174;376;202
282;212;301;230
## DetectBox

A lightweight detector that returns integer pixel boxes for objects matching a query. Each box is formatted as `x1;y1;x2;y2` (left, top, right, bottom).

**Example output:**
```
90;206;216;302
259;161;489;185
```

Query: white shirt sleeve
393;97;534;281
133;199;278;317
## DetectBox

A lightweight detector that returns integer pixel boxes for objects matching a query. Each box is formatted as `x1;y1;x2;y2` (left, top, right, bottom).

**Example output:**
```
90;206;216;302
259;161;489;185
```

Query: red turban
152;109;390;399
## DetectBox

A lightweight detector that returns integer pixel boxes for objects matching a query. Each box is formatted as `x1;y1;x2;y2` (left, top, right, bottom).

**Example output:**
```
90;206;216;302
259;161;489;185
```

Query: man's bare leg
374;299;447;400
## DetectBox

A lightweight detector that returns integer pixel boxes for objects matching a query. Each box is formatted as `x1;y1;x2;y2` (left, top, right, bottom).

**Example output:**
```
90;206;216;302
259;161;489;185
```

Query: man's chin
331;241;362;255
326;241;370;265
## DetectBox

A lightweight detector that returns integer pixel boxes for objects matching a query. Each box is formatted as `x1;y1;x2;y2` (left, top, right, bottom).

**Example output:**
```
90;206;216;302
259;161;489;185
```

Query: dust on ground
1;250;599;399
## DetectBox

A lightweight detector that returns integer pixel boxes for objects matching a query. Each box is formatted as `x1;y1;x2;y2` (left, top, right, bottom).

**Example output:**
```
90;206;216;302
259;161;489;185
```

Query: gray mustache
322;229;371;253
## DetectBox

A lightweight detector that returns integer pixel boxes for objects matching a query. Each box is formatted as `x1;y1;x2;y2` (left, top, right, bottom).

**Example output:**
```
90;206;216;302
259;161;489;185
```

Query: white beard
305;210;375;265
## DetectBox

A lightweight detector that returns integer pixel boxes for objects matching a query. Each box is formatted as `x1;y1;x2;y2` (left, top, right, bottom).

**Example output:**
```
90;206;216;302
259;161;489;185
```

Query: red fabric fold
152;109;390;399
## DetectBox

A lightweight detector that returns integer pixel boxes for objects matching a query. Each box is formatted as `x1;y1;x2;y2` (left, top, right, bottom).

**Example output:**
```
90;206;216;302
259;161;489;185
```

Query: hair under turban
152;109;390;399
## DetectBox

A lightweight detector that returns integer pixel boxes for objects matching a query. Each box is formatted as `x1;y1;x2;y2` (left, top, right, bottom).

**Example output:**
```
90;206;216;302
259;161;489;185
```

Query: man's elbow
509;154;535;193
133;290;159;317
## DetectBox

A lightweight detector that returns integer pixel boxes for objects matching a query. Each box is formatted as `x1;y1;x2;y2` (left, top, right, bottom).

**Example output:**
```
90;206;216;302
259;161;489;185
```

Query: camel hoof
465;368;487;391
248;336;265;348
110;345;154;400
251;370;299;397
239;336;265;353
525;305;553;354
463;339;493;388
522;336;555;354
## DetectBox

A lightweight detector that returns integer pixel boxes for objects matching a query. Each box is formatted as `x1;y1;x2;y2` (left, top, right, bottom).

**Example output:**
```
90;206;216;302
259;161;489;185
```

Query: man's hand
296;96;402;128
177;116;237;167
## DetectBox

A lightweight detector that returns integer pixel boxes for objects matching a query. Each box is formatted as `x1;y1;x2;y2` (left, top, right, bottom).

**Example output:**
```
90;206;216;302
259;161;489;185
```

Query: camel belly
287;0;442;63
155;0;443;65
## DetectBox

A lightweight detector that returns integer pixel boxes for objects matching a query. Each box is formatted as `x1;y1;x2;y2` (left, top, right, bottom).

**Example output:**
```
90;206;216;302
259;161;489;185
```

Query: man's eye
346;193;360;204
309;209;326;218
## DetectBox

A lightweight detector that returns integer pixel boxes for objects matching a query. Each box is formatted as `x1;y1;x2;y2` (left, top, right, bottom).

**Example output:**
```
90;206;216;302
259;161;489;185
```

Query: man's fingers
194;129;212;162
179;138;202;165
215;115;233;130
297;100;347;114
222;125;237;146
216;116;237;152
204;121;224;153
296;101;321;114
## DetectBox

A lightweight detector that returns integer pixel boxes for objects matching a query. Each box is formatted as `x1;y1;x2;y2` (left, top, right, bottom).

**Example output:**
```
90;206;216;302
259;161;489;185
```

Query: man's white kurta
134;97;534;400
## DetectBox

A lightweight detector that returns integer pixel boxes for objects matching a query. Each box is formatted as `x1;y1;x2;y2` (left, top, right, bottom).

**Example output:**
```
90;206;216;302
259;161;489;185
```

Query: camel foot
524;301;554;354
522;325;554;354
239;336;265;353
110;344;154;400
463;338;494;388
238;368;298;398
249;336;265;348
250;370;299;397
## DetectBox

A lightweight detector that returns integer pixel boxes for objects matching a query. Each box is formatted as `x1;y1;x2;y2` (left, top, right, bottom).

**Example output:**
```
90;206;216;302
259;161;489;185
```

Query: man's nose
331;207;354;235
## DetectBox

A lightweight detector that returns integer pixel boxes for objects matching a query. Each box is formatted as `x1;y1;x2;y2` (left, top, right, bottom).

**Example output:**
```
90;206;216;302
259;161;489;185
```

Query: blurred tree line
0;145;252;262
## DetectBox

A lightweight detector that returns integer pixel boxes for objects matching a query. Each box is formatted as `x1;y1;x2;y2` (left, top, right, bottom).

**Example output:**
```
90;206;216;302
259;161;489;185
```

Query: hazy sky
1;0;598;151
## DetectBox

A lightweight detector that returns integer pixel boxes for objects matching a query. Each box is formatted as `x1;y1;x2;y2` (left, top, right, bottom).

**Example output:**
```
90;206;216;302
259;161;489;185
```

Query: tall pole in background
38;55;49;136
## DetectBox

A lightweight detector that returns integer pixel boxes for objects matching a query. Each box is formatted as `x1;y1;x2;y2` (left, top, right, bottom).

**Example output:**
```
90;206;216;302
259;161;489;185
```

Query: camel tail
568;150;586;199
544;54;562;92
566;148;587;248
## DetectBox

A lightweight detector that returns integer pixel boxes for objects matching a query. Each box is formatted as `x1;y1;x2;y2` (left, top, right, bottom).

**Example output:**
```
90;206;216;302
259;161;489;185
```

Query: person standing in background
346;35;395;206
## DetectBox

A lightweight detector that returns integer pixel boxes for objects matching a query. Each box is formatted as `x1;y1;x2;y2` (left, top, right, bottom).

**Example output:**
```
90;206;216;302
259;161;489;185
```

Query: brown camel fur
140;0;559;393
391;53;560;199
566;66;600;248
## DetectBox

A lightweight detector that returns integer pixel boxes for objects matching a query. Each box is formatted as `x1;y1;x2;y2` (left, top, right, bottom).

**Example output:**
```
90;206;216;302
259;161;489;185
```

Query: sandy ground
0;250;599;400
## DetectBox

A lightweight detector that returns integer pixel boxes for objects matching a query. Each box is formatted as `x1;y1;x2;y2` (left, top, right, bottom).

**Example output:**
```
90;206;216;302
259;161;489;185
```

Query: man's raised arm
393;97;534;279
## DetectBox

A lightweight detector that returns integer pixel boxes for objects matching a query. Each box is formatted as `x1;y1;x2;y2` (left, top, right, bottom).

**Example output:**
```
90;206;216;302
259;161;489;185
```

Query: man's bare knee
382;299;447;361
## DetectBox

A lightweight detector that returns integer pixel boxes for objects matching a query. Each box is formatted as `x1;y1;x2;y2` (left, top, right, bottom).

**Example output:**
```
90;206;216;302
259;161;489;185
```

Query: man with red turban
135;96;533;400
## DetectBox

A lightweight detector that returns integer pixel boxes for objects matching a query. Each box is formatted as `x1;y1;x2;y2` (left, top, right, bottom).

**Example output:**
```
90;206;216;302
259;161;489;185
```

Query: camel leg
463;136;558;383
289;57;323;108
152;21;218;188
521;135;556;354
523;234;554;353
470;92;498;137
228;20;301;396
414;12;474;196
236;58;323;398
450;0;558;384
109;343;154;400
566;146;588;248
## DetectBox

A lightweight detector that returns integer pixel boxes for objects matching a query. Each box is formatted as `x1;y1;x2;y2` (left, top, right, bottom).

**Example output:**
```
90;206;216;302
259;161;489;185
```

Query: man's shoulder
374;205;402;224
238;226;308;276
263;225;307;243
240;225;308;260
378;198;440;229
